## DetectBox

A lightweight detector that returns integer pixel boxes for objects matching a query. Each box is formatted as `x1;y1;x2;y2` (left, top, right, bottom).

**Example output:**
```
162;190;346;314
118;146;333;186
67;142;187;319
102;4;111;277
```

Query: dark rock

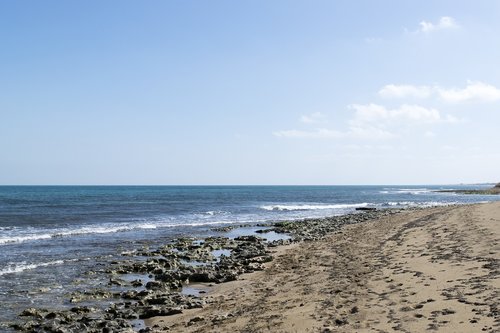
188;316;205;325
189;271;216;283
44;312;58;319
19;308;46;318
138;306;183;319
335;318;348;325
234;235;261;242
145;281;167;290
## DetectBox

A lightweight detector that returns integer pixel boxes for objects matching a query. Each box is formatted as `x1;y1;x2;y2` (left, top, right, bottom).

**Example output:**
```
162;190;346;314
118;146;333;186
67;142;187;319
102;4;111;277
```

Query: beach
5;193;499;333
5;184;488;329
148;202;499;332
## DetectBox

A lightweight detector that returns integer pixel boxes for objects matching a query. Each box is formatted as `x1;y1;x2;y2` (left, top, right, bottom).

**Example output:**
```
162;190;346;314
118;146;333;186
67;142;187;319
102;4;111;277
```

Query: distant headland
436;183;500;195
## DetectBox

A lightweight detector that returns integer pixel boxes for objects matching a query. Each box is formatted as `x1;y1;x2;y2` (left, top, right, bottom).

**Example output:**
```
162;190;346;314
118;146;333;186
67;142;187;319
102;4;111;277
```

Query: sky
1;1;500;185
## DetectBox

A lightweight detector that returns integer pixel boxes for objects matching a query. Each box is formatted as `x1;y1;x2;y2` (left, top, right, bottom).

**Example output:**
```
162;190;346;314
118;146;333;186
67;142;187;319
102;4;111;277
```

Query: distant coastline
436;182;500;195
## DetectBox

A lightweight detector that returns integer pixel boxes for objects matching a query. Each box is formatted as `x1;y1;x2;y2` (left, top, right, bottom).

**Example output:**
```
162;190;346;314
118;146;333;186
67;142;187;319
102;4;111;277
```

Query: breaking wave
260;203;370;211
0;220;240;246
0;260;67;276
379;188;433;195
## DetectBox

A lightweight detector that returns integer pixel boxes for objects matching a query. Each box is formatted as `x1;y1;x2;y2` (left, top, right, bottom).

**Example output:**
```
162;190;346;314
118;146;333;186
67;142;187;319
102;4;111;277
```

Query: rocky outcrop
436;183;500;195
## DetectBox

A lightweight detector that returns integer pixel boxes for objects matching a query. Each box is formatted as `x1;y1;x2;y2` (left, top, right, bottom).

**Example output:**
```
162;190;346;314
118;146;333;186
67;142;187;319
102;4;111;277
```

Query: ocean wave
0;233;53;244
205;210;229;216
381;201;458;207
379;188;432;195
0;223;159;245
0;220;244;246
52;223;158;238
260;203;369;211
0;260;66;276
196;210;230;217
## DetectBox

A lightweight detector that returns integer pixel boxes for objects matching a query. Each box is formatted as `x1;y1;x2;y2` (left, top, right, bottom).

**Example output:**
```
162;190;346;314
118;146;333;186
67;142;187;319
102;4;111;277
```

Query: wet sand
147;202;499;332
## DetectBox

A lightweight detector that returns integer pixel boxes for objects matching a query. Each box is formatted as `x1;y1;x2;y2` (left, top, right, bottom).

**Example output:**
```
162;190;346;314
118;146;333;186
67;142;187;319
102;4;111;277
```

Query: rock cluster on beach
10;209;402;333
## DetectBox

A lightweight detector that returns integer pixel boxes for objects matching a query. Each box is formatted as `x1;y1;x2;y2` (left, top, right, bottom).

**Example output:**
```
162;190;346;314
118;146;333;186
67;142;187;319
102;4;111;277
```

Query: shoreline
8;208;402;332
148;202;499;332
9;203;499;332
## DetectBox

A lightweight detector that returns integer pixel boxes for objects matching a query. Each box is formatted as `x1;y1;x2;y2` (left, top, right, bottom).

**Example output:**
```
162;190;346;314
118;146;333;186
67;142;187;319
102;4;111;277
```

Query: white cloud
379;81;500;103
300;112;326;124
349;103;389;122
437;81;500;103
349;103;456;124
379;84;432;99
274;103;459;142
393;104;442;122
273;126;394;140
418;16;459;33
274;83;471;142
273;128;343;139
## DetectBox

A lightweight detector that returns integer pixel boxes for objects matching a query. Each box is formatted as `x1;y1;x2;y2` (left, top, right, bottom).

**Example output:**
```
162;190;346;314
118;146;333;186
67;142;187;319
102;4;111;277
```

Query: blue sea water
0;185;498;327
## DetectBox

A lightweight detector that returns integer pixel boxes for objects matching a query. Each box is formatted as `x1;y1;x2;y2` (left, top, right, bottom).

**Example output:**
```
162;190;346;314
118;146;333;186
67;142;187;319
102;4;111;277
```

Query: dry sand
147;202;499;332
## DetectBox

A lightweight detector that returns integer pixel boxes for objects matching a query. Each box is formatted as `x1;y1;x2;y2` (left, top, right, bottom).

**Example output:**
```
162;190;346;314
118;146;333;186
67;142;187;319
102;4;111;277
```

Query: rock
108;277;127;286
44;312;58;319
188;316;205;325
234;235;261;242
19;308;46;318
335;318;348;325
189;271;216;283
70;306;93;314
131;279;143;287
146;281;167;290
138;306;183;319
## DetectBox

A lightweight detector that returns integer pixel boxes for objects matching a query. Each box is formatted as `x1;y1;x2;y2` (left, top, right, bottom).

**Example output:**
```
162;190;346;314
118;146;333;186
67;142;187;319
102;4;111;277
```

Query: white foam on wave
417;201;459;207
0;259;66;276
0;233;53;245
53;223;158;238
260;203;369;211
380;188;432;195
201;210;229;216
0;223;159;245
381;201;459;207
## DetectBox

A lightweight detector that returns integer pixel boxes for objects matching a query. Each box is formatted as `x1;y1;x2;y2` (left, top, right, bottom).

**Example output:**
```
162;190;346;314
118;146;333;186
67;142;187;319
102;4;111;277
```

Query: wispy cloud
349;103;458;124
274;103;458;142
378;84;432;99
274;80;474;142
300;112;326;124
273;126;395;140
379;81;500;103
417;16;459;33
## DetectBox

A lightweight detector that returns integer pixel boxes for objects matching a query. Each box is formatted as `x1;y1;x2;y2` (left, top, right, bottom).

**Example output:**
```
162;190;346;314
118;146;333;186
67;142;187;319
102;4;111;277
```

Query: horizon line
0;183;495;187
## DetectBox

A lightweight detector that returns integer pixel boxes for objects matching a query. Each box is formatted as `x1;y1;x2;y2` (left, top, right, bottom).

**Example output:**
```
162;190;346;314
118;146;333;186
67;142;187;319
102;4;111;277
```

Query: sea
0;185;499;329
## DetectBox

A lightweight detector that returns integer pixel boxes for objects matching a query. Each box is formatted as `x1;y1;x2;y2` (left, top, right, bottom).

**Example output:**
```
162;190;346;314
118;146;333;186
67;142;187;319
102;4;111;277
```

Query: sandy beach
148;202;500;332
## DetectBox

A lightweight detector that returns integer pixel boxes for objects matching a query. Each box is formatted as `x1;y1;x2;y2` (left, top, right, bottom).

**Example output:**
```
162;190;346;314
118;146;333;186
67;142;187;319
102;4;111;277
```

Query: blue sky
1;1;500;185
